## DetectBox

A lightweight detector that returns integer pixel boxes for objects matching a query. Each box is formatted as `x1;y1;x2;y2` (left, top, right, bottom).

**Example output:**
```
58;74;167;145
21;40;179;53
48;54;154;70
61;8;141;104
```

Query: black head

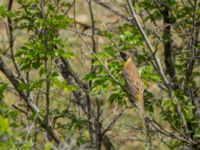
120;51;129;61
120;49;137;61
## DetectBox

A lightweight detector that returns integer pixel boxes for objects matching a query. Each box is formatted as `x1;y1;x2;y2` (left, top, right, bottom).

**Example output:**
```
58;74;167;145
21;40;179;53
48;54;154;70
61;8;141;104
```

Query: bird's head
120;49;137;61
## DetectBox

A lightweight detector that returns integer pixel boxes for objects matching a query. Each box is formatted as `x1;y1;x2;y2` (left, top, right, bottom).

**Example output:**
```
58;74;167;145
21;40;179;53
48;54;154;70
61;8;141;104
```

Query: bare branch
7;0;24;82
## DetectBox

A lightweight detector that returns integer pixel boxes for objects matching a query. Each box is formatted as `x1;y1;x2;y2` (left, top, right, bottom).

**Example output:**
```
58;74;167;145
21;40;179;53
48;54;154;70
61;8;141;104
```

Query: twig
186;0;199;81
88;0;97;87
12;104;28;115
7;0;24;82
146;117;194;144
102;107;126;136
93;0;128;21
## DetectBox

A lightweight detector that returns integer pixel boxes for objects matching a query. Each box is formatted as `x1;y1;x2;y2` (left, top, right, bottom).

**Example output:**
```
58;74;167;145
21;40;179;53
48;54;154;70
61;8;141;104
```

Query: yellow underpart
124;57;132;67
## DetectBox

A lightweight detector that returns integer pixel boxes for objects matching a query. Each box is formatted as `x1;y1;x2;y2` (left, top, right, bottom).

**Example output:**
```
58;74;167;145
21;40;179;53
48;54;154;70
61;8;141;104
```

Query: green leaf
32;61;42;69
62;51;74;58
20;63;31;71
83;73;96;81
51;71;59;78
0;115;11;133
30;79;45;90
141;65;162;82
0;84;7;100
97;30;114;39
17;83;30;90
109;92;126;105
63;85;77;92
44;143;52;150
39;67;48;76
194;129;200;138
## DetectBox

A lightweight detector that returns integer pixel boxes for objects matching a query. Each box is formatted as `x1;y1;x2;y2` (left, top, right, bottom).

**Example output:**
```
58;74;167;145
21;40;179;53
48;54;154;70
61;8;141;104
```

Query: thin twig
7;0;24;82
12;104;28;115
102;107;126;136
93;0;128;21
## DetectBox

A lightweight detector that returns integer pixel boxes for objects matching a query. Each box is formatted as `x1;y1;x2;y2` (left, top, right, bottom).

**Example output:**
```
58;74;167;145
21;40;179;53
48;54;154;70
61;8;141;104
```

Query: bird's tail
138;95;152;149
137;94;145;119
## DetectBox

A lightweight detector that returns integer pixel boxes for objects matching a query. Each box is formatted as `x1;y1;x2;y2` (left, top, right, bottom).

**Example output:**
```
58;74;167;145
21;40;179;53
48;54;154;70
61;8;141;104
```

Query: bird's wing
123;69;140;100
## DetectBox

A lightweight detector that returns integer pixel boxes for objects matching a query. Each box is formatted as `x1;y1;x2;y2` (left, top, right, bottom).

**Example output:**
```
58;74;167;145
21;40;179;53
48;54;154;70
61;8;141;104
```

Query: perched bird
121;50;152;148
120;50;145;118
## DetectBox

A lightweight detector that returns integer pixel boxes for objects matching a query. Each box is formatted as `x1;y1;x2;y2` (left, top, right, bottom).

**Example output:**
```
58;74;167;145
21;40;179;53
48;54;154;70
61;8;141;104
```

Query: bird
120;50;145;118
120;50;152;148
